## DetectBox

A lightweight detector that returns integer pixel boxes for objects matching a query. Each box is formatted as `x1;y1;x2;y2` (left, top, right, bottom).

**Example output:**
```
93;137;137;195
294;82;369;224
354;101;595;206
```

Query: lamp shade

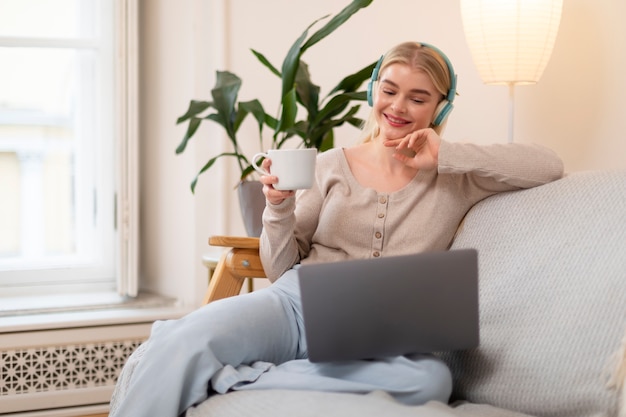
460;0;563;85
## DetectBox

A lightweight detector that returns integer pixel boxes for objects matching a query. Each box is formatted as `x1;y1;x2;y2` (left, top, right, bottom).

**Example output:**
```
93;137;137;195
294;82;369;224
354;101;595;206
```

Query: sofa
124;170;626;416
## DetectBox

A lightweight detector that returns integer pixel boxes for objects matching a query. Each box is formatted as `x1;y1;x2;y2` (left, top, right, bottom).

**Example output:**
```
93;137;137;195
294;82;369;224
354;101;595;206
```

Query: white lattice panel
1;340;142;396
0;323;152;414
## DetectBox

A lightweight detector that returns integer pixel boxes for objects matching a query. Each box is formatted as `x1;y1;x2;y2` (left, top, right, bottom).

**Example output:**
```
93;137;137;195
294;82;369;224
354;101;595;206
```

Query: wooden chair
202;236;266;305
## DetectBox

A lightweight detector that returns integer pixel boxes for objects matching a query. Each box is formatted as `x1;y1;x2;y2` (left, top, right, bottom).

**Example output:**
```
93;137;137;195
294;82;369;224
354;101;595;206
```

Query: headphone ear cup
367;55;384;107
432;100;453;126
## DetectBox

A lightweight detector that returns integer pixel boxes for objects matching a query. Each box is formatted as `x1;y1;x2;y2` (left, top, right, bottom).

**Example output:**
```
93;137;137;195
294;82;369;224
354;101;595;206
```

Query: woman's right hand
258;157;296;205
384;128;441;170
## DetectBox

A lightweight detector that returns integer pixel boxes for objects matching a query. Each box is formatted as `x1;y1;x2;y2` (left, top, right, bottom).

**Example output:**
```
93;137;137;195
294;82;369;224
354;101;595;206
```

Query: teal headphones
366;42;457;127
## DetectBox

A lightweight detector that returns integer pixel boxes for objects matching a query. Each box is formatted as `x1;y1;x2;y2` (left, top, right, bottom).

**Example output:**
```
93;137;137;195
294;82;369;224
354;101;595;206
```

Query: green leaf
319;130;334;152
275;87;298;138
191;152;249;193
314;92;364;125
240;164;256;182
211;71;242;139
301;0;374;51
327;61;378;96
294;61;320;120
309;105;361;148
238;99;267;147
175;117;202;154
264;113;279;131
280;17;324;101
291;120;309;141
250;49;281;78
176;100;212;124
205;111;226;124
348;91;368;102
346;115;365;128
275;132;298;149
314;94;352;124
191;155;219;193
238;99;266;132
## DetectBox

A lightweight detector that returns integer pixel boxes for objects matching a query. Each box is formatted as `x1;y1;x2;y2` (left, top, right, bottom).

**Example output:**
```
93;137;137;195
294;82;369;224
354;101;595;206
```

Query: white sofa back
444;170;626;417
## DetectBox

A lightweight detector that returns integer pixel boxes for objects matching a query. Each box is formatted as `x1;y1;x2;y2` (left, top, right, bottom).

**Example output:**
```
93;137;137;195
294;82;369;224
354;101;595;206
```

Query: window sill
0;292;194;333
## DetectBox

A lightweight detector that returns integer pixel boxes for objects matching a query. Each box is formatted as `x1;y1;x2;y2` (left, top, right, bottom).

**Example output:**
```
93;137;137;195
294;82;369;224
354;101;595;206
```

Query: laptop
297;249;479;363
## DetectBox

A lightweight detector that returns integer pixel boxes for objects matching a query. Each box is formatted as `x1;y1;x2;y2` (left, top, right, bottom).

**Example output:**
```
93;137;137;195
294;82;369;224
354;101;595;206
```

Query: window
0;0;138;299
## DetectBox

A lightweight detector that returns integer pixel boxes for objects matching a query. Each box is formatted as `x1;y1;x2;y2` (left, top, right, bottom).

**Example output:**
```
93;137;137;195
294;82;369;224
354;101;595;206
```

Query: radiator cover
0;323;150;414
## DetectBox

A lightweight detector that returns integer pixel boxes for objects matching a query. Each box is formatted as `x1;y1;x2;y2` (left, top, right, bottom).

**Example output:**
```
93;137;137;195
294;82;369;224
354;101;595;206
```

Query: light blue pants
109;269;452;417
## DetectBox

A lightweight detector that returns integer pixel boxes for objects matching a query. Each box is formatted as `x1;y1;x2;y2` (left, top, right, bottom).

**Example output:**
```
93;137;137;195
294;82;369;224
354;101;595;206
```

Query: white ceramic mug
252;148;317;190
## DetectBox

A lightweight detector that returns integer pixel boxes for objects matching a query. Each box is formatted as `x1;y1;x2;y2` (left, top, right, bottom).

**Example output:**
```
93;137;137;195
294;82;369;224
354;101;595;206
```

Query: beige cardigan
260;140;564;281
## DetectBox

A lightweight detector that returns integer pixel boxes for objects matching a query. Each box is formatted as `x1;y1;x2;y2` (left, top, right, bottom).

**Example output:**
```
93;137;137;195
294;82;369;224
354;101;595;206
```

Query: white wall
139;0;228;305
139;0;626;306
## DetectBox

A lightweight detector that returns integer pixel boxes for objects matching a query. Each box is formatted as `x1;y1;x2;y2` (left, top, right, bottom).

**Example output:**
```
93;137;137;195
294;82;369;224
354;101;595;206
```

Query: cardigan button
373;251;380;257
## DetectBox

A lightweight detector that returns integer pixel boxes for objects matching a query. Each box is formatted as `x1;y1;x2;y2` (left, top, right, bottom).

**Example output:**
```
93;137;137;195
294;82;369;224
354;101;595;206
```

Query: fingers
383;130;427;158
383;128;440;170
260;157;272;173
259;158;295;204
406;129;430;149
383;138;404;148
261;175;295;204
384;129;430;149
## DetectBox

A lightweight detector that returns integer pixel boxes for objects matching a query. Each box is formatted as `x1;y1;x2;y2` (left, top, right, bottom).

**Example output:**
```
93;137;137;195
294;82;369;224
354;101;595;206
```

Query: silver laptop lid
297;249;479;363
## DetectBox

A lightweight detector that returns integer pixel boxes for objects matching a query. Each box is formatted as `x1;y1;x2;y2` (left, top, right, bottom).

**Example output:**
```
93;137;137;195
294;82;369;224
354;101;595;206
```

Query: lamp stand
508;83;515;143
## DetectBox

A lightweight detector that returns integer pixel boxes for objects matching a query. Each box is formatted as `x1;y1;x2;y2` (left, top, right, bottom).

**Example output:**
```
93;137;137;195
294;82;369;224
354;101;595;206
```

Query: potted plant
175;0;376;235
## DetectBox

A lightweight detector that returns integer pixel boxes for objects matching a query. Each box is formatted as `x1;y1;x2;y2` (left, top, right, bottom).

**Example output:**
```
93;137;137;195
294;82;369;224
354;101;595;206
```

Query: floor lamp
460;0;563;143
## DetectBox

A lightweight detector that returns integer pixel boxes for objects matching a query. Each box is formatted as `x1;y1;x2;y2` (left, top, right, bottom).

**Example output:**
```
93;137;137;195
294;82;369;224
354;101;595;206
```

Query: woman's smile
384;113;411;127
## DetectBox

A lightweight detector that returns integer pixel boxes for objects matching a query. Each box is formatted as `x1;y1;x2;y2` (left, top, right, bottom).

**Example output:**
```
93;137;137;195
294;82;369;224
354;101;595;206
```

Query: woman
110;41;563;417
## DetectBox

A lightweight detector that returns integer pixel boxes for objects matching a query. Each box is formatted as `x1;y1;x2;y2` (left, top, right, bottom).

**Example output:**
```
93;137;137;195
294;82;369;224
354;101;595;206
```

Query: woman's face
373;63;441;140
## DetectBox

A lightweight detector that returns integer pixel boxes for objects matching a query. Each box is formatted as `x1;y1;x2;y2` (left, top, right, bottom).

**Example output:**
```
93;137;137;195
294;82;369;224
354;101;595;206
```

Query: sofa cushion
186;390;458;417
185;389;537;417
443;170;626;417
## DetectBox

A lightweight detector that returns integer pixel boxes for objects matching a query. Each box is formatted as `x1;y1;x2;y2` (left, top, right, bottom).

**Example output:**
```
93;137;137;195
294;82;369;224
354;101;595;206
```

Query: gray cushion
443;170;626;417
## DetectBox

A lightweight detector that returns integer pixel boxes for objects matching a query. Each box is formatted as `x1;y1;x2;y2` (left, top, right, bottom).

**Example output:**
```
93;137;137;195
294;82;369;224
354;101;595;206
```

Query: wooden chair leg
202;241;266;305
202;251;246;304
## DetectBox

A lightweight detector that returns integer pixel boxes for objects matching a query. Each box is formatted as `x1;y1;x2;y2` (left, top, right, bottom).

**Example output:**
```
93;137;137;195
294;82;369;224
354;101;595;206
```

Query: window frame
0;0;139;299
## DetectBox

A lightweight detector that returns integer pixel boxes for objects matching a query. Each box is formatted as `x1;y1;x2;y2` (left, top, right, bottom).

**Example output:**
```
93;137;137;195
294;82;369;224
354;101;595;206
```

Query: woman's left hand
384;128;441;170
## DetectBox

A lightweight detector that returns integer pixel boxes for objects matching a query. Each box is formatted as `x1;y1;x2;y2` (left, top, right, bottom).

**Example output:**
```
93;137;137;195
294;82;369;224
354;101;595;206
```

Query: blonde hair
360;42;455;142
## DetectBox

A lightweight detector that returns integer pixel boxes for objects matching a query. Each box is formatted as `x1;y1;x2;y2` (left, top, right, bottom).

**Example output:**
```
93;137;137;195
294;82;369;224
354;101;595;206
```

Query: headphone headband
366;42;457;126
